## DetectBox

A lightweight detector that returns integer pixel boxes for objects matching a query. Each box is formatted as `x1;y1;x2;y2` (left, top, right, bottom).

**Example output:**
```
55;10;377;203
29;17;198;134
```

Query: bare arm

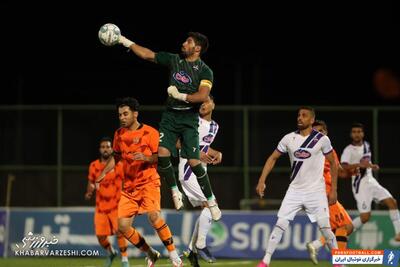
326;151;338;205
84;181;95;200
128;43;156;62
95;156;116;185
186;86;210;103
256;150;282;198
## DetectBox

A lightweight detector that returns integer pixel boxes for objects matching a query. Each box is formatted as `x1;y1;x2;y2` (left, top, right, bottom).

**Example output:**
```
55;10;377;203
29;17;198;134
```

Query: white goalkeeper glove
119;35;135;48
167;85;188;102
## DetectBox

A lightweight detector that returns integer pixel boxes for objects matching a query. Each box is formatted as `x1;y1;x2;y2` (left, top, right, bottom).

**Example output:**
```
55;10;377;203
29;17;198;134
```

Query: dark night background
1;1;400;209
1;1;400;106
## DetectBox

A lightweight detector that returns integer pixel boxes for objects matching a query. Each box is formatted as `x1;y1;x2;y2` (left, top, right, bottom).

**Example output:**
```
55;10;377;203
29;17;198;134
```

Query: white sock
121;256;128;262
263;219;289;264
311;239;323;250
352;216;363;232
319;227;338;250
317;217;337;250
389;209;400;234
169;250;181;263
189;218;200;251
196;208;212;249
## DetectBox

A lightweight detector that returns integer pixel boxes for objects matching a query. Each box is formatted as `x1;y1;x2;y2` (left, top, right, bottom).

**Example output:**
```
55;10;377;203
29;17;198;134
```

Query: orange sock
117;232;128;257
335;227;348;249
152;218;175;252
122;227;149;252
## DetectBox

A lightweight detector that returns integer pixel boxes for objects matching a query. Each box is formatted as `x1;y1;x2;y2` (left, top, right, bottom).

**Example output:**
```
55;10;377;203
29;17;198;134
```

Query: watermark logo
332;249;400;265
332;249;384;265
383;250;400;266
13;232;99;257
15;232;58;249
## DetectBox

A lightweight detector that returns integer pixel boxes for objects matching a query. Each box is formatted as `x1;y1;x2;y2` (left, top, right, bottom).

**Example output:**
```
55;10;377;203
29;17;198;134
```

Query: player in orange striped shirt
306;120;356;265
85;137;129;267
95;97;183;267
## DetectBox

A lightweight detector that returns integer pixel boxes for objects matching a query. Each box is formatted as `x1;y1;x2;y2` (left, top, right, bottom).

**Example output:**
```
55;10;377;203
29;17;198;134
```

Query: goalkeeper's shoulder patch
200;79;213;89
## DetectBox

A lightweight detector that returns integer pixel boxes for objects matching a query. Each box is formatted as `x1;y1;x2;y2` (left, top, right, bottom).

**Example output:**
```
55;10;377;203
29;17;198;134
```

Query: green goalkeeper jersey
155;52;213;110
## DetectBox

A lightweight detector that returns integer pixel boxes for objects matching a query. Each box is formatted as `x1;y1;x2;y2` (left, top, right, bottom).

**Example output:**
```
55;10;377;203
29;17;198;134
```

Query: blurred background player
255;107;340;267
85;137;129;267
306;120;354;265
116;31;221;221
178;96;222;266
95;97;183;267
340;123;400;244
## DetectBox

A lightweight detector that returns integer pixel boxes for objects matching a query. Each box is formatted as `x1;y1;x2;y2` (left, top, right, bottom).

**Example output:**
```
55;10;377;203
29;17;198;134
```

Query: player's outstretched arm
119;35;156;62
256;150;282;198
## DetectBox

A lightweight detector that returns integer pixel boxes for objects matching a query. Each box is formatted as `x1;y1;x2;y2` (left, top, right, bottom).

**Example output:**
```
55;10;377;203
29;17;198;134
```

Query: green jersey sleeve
200;66;214;89
155;52;175;67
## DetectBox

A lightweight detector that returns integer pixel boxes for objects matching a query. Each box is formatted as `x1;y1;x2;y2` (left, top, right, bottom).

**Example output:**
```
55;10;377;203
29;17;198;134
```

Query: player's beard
297;123;309;131
180;47;195;59
101;152;111;160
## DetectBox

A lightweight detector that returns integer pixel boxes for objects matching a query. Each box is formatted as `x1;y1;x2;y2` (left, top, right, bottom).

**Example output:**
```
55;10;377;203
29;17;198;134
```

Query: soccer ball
98;23;121;46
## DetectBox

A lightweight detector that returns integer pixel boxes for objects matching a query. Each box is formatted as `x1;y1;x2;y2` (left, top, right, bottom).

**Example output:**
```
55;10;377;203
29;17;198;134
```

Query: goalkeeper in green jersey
117;31;221;221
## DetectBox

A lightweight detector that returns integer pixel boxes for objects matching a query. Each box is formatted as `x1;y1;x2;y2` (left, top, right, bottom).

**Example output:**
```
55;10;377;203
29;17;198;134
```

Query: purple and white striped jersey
276;129;333;191
179;117;219;181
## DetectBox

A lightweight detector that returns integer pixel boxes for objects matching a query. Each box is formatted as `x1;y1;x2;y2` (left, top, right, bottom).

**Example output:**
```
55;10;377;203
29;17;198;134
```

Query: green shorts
159;109;200;159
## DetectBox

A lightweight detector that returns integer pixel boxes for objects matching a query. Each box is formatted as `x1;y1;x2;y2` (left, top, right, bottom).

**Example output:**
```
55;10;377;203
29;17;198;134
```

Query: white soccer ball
98;23;121;46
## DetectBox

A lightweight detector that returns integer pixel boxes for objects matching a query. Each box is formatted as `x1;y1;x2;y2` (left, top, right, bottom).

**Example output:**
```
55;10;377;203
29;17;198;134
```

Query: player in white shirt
179;96;222;266
255;107;340;267
341;123;400;243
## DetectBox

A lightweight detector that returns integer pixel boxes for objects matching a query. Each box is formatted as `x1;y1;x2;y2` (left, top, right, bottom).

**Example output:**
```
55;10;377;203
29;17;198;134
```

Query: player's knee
118;221;130;234
97;235;107;242
346;223;354;235
188;158;201;167
147;211;160;225
360;213;371;224
158;146;171;157
317;216;330;228
275;218;290;232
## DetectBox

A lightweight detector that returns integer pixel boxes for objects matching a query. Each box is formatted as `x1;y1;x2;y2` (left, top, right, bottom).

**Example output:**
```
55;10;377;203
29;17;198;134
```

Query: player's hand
84;191;93;200
328;190;337;205
167;86;188;102
256;182;266;199
211;152;222;165
370;164;380;171
200;152;214;164
118;35;134;48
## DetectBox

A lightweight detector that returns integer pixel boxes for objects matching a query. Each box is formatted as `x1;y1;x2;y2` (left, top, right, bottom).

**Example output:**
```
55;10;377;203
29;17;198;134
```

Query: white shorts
178;160;211;207
277;188;329;223
352;176;393;213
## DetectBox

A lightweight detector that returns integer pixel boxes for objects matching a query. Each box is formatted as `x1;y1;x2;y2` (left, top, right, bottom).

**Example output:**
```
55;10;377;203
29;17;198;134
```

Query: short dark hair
351;122;364;131
298;106;315;118
100;136;112;145
188;32;209;54
313;120;328;132
116;97;139;111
